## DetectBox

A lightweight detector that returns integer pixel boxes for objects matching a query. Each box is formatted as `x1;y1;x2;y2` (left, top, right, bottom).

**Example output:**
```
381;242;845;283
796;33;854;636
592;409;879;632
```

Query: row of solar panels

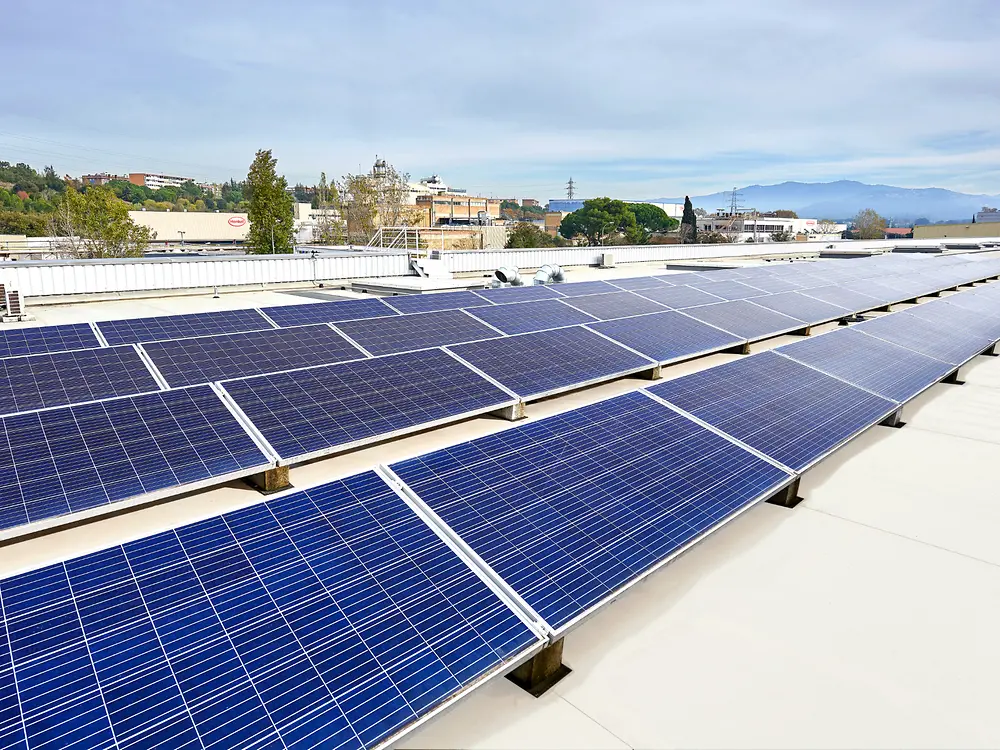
0;259;998;540
2;279;998;750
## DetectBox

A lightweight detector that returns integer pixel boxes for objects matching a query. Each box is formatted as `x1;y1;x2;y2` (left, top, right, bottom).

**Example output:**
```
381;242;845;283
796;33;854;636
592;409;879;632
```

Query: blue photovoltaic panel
470;285;563;303
680;300;806;340
465;299;598;335
223;348;514;462
0;346;161;415
143;324;366;387
854;309;992;365
748;291;852;324
0;323;101;359
648;351;898;471
382;290;492;315
842;278;913;304
560;291;669;320
0;470;541;750
335;309;500;356
686;280;768;301
553;280;623;297
942;288;1000;340
607;276;672;292
391;391;792;631
799;285;884;313
901;298;1000;343
776;327;955;403
0;385;270;534
736;275;805;294
675;273;727;289
589;310;743;364
448;326;654;399
97;309;273;345
634;284;726;309
262;297;398;327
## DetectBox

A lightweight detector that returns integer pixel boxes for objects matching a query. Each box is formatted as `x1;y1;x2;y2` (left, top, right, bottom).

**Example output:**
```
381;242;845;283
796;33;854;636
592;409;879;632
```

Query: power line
566;177;575;200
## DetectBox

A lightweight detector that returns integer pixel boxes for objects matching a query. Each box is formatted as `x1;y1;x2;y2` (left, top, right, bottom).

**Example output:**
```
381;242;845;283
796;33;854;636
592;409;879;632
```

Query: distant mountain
653;180;999;223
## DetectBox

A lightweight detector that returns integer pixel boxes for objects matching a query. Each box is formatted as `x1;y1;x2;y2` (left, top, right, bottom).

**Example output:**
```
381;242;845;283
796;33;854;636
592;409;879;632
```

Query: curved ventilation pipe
495;266;524;286
532;264;564;285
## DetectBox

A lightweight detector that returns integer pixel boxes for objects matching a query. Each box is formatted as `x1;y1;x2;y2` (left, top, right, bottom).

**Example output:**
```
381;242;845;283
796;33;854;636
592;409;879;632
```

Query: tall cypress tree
681;195;697;244
246;149;294;254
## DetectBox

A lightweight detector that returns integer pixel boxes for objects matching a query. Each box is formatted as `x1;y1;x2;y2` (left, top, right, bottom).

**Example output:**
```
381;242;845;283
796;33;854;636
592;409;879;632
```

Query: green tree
49;186;152;258
505;222;566;248
680;196;697;243
851;208;887;239
629;203;680;236
772;209;798;218
770;230;794;242
246;149;294;253
0;211;50;236
559;198;641;246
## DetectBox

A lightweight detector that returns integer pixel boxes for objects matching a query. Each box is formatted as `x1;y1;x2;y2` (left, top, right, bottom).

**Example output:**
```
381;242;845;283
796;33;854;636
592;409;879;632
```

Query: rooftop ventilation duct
495;266;524;286
532;264;564;285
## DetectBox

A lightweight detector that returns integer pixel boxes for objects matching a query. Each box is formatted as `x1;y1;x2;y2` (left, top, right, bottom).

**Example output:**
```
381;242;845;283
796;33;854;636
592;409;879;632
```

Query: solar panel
647;351;899;471
142;324;366;387
775;327;955;403
607;276;672;291
470;285;563;303
0;323;101;359
0;386;271;535
447;326;655;400
633;284;726;309
335;309;500;356
389;391;792;633
262;297;398;327
686;280;768;301
465;299;598;335
854;309;992;365
798;285;885;313
841;278;914;304
0;346;161;415
679;300;806;340
0;469;542;750
97;309;273;345
588;310;743;364
222;348;515;463
550;280;622;297
382;290;491;315
560;291;669;320
736;274;806;294
900;298;1000;343
748;291;852;324
674;273;727;289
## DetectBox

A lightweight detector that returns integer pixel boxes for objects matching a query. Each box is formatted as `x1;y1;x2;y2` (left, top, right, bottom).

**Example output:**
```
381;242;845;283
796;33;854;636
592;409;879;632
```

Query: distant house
883;227;913;239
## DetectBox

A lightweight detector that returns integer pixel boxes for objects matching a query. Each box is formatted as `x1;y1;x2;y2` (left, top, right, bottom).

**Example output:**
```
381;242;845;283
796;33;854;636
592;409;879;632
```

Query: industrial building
128;171;196;189
915;222;1000;239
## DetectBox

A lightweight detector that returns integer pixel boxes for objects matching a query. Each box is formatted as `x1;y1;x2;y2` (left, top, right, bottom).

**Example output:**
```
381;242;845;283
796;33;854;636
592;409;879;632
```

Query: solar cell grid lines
390;391;792;632
798;285;884;313
736;275;806;294
448;326;655;400
685;280;769;301
464;299;598;335
559;291;670;320
222;348;515;463
607;276;673;292
382;290;493;315
97;309;274;345
647;350;899;471
0;345;161;415
775;327;955;403
901;298;1000;342
0;470;541;750
679;299;806;341
0;323;101;359
552;280;623;297
633;284;726;309
335;309;501;356
261;297;398;327
0;385;270;535
855;310;992;365
748;291;852;325
142;324;367;387
470;285;563;303
588;311;743;364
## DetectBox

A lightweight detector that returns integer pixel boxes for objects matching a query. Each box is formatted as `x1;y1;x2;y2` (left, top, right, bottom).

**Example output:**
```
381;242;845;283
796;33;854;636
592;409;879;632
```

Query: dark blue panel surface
448;326;654;399
607;276;672;292
470;285;563;303
854;307;993;365
552;280;622;297
223;348;514;461
391;391;791;631
0;346;160;415
900;297;1000;344
748;291;851;324
648;351;898;471
776;327;955;403
736;275;805;293
97;309;273;345
589;311;743;363
262;297;398;326
382;291;492;315
560;291;669;320
143;324;366;387
687;280;768;301
336;309;500;356
680;300;806;340
0;470;540;750
634;285;726;309
0;386;270;533
798;285;884;313
0;323;100;359
465;299;597;335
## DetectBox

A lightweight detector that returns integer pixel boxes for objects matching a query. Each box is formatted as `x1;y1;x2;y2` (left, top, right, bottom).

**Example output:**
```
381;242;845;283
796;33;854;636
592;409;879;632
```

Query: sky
3;0;999;199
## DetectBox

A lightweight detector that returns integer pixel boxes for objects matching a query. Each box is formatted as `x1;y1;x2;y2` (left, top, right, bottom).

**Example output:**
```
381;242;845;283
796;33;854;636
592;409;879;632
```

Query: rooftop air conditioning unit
600;252;615;268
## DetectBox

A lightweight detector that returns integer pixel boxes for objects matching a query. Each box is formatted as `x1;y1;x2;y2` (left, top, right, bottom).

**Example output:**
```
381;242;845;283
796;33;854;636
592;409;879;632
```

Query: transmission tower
566;178;576;200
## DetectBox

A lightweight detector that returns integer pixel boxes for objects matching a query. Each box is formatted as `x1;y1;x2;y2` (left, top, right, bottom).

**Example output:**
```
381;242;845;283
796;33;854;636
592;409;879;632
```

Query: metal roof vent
533;264;564;285
495;266;524;286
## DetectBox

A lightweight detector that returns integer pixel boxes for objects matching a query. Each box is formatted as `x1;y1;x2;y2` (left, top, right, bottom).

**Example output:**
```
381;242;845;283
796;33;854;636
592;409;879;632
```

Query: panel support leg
880;407;905;429
493;401;525;421
636;364;662;381
765;477;802;509
877;304;892;312
792;325;813;337
983;343;999;357
247;466;291;494
943;368;965;385
506;638;571;697
726;341;752;355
